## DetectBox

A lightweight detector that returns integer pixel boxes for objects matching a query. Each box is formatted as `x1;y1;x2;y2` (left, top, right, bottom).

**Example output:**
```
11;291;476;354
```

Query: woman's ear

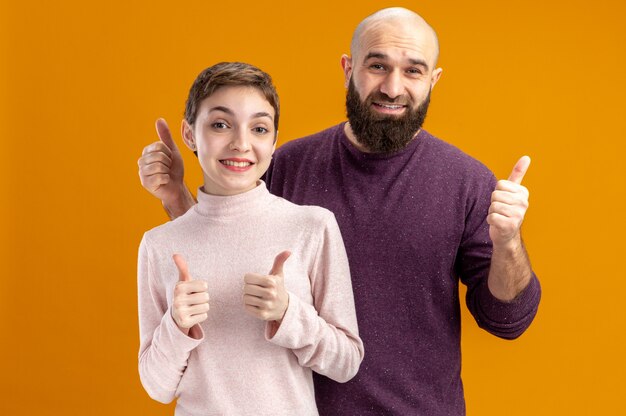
181;119;197;152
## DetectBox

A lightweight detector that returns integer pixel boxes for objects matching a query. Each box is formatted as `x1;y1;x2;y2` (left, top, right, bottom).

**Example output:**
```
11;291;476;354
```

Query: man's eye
407;68;423;75
370;64;385;71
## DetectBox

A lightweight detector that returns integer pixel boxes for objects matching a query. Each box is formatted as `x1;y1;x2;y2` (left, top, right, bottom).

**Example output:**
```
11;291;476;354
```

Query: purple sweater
265;123;541;416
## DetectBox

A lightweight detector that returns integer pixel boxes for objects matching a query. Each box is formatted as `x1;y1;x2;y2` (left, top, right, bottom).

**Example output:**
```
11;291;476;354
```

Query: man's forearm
163;184;196;220
487;235;533;302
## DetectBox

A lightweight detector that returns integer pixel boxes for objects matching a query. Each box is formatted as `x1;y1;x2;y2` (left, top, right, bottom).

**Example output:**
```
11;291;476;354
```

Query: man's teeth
376;103;404;109
222;160;251;167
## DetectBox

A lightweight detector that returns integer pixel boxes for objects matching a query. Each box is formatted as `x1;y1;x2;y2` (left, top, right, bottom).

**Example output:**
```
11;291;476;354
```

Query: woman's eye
253;127;269;134
212;122;228;129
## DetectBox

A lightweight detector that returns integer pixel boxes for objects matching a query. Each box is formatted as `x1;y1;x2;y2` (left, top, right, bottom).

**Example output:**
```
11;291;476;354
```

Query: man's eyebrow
408;58;429;71
364;52;430;71
364;52;388;61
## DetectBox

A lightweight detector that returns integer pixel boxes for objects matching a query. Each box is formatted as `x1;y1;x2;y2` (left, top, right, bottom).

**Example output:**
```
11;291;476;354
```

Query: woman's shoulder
269;195;336;226
142;208;200;246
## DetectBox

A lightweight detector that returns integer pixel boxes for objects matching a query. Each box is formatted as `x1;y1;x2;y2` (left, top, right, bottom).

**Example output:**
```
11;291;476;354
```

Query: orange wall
1;0;625;414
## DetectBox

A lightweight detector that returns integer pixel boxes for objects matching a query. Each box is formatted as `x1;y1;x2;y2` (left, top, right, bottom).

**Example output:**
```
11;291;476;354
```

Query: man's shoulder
275;123;344;158
420;130;494;179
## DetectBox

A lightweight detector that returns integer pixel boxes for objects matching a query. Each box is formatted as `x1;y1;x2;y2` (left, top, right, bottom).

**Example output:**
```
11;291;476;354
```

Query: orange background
1;0;625;414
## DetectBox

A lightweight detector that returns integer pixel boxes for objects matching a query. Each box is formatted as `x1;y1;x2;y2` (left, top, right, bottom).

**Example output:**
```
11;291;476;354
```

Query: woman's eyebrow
209;106;234;115
208;107;272;120
252;112;273;120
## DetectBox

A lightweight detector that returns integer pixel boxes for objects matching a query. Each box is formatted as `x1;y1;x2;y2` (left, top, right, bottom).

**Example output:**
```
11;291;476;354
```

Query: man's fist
487;156;531;246
138;119;186;204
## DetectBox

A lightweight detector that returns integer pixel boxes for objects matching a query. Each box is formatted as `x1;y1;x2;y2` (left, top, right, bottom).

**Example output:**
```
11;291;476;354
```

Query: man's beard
345;78;431;154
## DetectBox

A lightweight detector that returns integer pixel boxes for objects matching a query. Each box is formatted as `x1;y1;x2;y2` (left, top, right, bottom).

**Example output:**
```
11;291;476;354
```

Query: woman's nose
229;130;251;152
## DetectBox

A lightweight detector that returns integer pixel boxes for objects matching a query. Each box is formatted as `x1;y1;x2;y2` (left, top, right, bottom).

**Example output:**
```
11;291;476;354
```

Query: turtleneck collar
194;180;274;219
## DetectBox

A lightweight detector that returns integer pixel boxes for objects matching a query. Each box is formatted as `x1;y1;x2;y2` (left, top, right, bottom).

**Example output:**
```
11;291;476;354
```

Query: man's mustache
367;93;413;106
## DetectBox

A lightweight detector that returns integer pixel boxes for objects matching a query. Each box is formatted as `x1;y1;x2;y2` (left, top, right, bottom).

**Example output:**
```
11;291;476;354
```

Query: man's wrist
488;234;532;301
163;185;195;220
492;234;523;255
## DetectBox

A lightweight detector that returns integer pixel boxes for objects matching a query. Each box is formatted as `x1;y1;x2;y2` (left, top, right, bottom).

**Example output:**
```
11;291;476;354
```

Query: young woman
137;62;363;415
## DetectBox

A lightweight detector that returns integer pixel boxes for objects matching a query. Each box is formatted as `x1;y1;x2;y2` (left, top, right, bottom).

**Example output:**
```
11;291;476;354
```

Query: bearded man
138;7;541;416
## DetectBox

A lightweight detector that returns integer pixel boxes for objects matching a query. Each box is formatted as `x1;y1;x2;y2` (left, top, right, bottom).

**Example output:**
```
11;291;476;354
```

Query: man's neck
343;122;372;153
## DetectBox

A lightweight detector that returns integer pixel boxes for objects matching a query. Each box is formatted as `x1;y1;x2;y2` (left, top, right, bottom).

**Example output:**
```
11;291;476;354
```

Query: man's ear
340;54;353;88
181;119;196;152
430;67;443;90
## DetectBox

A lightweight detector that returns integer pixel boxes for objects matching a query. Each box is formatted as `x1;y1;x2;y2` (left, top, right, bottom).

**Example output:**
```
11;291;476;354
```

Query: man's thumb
156;118;178;152
507;155;531;184
173;254;192;282
270;251;291;276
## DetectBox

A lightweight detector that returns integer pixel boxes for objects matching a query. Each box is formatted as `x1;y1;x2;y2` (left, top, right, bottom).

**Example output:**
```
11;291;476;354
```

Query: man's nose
379;70;404;100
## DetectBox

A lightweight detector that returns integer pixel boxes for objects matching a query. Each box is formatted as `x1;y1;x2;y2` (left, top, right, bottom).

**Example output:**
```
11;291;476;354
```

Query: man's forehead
355;19;436;64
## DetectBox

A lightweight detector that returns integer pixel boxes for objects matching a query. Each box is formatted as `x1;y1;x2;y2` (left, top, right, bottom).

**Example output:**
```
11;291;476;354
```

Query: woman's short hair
184;62;280;133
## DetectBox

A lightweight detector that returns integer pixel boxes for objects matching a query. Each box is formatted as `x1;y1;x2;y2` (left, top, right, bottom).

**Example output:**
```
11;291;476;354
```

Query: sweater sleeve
137;234;204;403
457;173;541;340
266;211;364;383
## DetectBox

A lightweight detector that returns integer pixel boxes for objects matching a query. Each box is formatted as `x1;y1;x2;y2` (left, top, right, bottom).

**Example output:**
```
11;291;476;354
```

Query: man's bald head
350;7;440;68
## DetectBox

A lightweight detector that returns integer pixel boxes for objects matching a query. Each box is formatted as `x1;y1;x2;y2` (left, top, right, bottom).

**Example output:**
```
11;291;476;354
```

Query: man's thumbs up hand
488;156;531;247
138;118;186;204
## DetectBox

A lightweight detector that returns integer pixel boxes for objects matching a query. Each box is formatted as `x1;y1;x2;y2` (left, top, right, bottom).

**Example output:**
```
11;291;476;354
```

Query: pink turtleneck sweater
137;182;364;415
